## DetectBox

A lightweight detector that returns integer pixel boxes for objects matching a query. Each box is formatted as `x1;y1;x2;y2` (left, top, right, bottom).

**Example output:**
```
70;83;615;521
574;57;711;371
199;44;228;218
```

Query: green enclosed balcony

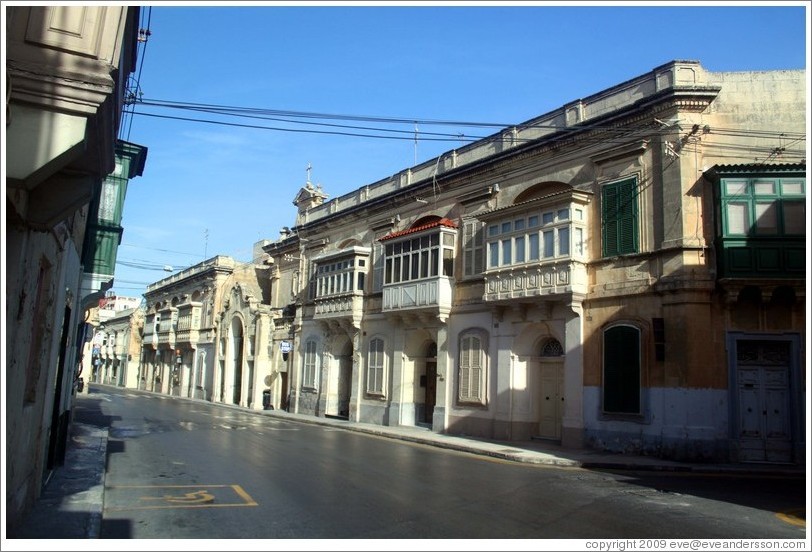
710;164;805;279
81;140;147;295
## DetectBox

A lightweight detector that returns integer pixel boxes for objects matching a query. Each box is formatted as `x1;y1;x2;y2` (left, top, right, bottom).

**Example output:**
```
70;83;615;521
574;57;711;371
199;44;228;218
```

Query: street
74;386;805;540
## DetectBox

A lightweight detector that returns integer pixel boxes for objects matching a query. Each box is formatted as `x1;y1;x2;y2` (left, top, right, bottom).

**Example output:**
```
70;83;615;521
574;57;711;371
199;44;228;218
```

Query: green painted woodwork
713;167;805;279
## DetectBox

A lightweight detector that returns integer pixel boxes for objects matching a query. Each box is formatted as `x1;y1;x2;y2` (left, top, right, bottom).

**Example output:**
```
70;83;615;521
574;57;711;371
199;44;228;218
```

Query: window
384;229;455;284
313;250;370;300
483;203;585;269
367;337;385;395
541;338;563;357
602;325;641;414
715;172;806;277
720;177;806;237
602;177;638;257
458;331;486;404
303;340;318;389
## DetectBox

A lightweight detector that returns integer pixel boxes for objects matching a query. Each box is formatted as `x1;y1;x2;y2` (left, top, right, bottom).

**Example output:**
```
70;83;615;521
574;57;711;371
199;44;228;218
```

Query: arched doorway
336;341;352;418
229;317;244;405
536;337;565;441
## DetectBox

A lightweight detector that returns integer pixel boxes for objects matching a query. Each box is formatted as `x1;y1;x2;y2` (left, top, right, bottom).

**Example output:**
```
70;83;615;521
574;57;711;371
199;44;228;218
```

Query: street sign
280;340;292;353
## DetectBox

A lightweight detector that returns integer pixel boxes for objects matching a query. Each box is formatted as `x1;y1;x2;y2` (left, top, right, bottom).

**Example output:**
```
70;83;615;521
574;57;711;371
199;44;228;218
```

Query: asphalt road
76;386;805;540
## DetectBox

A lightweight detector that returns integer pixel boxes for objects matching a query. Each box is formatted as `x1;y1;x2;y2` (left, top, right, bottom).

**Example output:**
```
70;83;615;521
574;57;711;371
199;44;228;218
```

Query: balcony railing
314;292;365;321
382;276;453;319
483;260;587;303
175;329;200;345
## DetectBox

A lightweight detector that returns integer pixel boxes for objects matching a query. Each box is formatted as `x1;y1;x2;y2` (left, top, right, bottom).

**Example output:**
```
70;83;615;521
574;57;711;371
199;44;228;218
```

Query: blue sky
111;2;809;298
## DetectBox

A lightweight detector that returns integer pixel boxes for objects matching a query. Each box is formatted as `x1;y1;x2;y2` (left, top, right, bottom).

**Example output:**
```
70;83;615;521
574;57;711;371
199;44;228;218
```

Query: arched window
366;337;385;396
540;338;563;357
602;325;641;414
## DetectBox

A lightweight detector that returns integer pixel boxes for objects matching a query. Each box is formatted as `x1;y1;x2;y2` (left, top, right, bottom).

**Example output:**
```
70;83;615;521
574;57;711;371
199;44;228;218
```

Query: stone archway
229;316;244;405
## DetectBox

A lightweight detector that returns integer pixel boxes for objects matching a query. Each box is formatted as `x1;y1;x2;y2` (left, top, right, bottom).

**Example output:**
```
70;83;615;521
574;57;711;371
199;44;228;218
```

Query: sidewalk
7;385;805;540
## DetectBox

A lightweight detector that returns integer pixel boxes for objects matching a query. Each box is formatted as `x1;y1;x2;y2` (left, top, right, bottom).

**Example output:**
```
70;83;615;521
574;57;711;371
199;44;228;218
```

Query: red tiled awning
379;217;458;241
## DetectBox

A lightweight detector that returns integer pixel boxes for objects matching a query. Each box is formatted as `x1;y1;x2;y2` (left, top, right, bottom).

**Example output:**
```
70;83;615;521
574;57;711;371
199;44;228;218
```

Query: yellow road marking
776;508;806;528
105;484;257;512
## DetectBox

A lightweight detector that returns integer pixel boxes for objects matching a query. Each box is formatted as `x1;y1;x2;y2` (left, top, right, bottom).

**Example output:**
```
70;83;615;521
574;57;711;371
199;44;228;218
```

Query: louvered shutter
459;336;472;400
463;220;484;277
602;178;638;256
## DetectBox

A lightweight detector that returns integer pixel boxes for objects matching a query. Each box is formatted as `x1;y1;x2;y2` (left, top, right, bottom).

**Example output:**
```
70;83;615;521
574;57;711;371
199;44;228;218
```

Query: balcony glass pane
559;226;570;255
725;181;748;196
489;242;499;268
754;202;778;234
781;180;804;195
529;233;539;260
502;239;512;265
515;236;525;263
443;249;454;276
543;231;554;257
753;180;776;195
726;202;750;234
783;201;805;234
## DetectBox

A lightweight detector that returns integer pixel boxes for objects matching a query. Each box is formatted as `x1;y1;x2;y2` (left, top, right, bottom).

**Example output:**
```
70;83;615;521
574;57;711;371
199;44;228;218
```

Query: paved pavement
6;383;806;541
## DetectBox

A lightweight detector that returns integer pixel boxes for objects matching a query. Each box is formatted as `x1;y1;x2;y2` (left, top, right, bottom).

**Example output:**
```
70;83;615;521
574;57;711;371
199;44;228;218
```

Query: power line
119;243;205;258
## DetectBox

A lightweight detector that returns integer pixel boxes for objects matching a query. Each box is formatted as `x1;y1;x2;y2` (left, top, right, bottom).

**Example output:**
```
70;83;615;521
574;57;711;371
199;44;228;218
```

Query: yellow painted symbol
141;489;215;505
107;484;256;511
776;508;806;528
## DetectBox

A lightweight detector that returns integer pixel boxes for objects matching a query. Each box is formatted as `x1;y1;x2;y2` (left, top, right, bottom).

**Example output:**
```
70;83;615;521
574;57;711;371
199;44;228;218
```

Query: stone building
5;6;146;529
261;60;806;464
140;255;276;409
94;306;145;388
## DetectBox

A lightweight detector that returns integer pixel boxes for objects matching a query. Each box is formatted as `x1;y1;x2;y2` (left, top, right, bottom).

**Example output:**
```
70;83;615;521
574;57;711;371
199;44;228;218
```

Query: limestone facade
5;6;143;529
260;60;806;463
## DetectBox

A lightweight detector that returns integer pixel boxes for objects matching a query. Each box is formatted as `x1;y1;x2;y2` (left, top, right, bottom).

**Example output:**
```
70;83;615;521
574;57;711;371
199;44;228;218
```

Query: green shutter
602;178;638;256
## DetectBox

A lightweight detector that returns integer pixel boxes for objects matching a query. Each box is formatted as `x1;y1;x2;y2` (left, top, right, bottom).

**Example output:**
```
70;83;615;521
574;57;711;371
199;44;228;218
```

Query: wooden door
538;362;564;440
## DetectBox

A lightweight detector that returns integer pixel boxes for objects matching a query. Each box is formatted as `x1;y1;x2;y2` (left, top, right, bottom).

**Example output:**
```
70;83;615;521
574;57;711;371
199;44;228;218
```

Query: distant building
98;293;144;322
93;306;145;388
139;256;275;407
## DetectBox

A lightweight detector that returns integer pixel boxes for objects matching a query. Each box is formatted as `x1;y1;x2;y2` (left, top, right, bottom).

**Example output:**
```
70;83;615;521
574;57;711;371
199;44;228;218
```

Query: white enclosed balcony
480;187;592;305
311;246;370;326
380;217;457;322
